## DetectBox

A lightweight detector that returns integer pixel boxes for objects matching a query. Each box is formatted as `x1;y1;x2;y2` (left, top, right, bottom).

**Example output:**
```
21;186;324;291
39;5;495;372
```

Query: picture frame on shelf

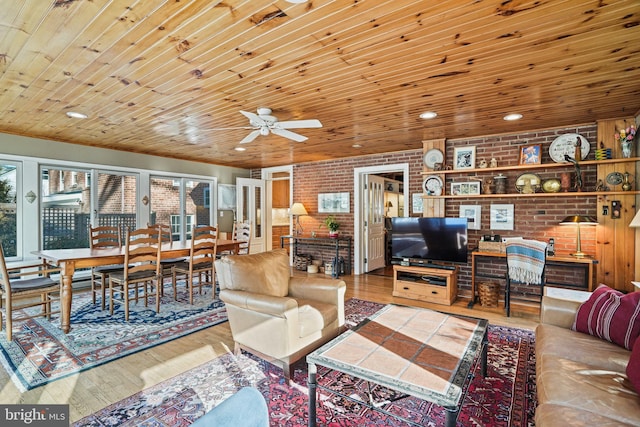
450;181;481;196
459;204;481;230
490;204;514;230
453;146;476;170
519;143;542;165
318;192;350;213
412;193;423;214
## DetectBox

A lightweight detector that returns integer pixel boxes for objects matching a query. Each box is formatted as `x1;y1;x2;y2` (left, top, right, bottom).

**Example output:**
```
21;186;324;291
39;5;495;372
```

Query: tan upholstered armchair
215;249;346;380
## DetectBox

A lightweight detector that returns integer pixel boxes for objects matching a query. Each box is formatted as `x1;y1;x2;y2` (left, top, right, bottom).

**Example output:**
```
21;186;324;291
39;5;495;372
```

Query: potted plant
324;215;340;238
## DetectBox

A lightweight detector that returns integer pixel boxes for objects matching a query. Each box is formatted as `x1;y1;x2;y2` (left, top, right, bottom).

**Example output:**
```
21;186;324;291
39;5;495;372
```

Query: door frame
353;163;409;275
261;165;294;252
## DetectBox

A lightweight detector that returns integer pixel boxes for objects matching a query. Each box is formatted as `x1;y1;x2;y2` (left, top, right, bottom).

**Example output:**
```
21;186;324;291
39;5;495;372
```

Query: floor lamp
560;215;597;258
290;202;308;236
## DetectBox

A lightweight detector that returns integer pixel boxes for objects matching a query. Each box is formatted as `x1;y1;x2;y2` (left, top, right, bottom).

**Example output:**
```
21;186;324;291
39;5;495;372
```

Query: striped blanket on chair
505;239;547;285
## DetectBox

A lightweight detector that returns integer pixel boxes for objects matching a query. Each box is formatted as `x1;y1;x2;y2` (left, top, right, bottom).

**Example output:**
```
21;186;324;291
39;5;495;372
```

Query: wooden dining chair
172;225;218;304
109;227;162;321
232;221;251;255
148;223;184;295
89;225;122;310
0;242;61;340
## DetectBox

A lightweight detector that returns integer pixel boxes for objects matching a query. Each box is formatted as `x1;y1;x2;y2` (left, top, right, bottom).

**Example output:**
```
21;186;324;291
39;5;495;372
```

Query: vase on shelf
622;172;634;191
622;140;632;158
560;172;571;192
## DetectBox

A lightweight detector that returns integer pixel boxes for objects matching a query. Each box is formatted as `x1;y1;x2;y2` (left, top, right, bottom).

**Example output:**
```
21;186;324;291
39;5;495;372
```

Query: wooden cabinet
272;180;290;208
393;264;458;305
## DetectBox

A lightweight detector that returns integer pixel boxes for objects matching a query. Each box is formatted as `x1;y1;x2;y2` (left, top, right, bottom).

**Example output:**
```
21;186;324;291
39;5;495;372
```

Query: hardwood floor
0;271;539;422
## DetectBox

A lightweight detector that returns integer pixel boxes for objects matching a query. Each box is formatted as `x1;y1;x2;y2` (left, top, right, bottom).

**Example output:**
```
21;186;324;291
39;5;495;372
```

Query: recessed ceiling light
234;146;246;151
352;144;362;148
66;111;88;119
503;113;523;121
420;111;438;119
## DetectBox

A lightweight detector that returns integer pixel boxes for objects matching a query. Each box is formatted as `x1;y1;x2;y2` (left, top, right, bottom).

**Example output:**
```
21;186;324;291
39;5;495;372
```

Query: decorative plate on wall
423;148;444;169
548;133;590;163
606;171;623;186
423;175;443;196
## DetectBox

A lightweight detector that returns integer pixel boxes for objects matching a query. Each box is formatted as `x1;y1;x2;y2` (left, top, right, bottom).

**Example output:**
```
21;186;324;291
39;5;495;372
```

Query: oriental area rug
0;286;227;391
75;299;537;427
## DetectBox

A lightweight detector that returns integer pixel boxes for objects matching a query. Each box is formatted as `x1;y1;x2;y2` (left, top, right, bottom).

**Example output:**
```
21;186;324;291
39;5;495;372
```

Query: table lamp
290;202;308;235
560;215;597;258
630;209;640;228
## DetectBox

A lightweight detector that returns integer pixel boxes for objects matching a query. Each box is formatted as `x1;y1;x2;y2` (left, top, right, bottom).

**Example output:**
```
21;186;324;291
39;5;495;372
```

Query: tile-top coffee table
307;304;488;427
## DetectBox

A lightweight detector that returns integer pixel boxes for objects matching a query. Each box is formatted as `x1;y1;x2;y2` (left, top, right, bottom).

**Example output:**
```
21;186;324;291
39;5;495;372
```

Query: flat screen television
390;217;468;264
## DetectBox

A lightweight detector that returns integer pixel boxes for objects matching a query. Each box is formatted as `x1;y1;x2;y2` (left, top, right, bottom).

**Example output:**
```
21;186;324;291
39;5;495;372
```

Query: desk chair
109;227;162;321
172;225;217;304
89;225;122;310
0;243;61;340
505;239;547;317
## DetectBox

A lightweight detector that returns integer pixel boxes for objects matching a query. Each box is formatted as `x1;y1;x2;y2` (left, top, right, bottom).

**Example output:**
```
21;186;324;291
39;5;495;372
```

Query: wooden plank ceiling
0;0;639;169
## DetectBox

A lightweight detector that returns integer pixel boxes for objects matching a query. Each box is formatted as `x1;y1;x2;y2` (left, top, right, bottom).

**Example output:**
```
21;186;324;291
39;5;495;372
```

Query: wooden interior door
365;174;386;272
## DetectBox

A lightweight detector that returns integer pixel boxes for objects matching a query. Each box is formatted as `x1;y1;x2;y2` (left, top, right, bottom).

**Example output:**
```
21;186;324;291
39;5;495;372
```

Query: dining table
33;239;240;334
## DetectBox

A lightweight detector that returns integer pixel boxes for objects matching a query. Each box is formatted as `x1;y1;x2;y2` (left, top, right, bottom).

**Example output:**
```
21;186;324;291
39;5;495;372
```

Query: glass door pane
0;162;18;258
96;172;137;236
41;166;91;249
185;179;212;238
150;177;180;238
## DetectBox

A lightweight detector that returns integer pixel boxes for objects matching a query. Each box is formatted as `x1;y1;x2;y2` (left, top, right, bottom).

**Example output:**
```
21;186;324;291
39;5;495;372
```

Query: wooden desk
470;250;597;308
33;239;240;334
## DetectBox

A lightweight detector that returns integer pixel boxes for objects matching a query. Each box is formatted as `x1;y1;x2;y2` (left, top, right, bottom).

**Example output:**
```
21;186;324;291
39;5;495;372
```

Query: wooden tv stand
392;264;458;306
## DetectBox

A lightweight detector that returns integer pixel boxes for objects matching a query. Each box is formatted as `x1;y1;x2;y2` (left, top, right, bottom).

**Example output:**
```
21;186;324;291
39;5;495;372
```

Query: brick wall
257;123;601;299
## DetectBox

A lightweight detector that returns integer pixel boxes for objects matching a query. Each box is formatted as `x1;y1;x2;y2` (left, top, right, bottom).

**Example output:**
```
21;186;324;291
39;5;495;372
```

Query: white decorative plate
548;133;590;163
422;175;443;196
423;148;444;169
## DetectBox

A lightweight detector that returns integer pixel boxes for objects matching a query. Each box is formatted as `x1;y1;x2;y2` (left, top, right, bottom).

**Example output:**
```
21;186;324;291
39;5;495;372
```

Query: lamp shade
290;202;308;216
559;215;597;225
630;210;640;227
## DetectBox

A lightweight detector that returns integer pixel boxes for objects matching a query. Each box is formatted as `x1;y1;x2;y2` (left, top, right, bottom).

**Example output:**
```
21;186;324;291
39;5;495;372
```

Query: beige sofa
535;295;640;426
215;249;346;379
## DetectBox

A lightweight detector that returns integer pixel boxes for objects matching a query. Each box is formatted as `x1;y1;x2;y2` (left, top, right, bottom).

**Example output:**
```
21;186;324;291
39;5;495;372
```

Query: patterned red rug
74;299;537;427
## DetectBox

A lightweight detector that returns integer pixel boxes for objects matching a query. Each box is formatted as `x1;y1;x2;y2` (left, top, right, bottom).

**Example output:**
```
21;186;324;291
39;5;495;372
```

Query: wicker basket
478;282;499;308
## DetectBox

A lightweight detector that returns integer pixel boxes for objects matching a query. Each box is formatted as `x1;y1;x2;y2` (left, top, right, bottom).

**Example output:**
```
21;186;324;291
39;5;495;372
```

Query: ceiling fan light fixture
420;111;437;119
503;113;523;121
259;127;270;136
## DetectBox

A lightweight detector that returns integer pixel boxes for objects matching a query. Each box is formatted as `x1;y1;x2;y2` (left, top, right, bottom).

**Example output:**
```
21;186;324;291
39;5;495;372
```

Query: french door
236;178;265;253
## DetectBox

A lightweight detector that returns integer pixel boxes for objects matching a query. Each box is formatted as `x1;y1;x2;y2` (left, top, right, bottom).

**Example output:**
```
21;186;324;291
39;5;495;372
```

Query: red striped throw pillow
572;284;640;350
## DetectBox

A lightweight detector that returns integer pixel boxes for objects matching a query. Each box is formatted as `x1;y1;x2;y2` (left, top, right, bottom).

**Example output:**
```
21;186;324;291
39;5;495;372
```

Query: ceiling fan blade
240;110;267;127
240;130;261;144
276;119;322;129
271;128;308;142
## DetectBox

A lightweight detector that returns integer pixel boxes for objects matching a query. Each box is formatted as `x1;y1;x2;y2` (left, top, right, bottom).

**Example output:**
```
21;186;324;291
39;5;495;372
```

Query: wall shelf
424;190;640;199
422;157;640;175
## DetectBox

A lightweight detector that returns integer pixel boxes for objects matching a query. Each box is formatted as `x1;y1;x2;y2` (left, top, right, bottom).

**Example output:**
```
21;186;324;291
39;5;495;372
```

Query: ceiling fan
207;107;322;144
